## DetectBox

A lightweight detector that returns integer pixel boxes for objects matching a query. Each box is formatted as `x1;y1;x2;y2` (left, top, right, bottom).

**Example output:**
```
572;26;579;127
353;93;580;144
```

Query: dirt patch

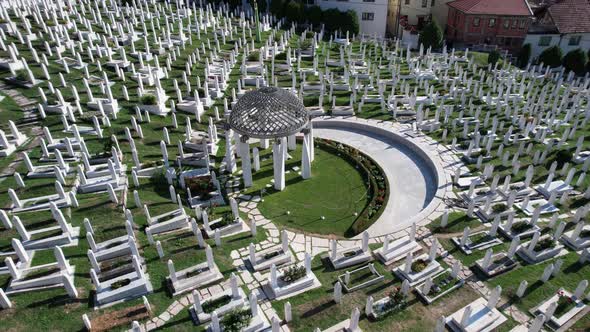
90;304;150;332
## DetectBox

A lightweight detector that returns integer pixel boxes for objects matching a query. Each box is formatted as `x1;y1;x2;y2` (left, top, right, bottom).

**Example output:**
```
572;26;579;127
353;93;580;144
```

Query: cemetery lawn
426;211;482;234
243;143;371;238
269;254;515;332
486;251;590;329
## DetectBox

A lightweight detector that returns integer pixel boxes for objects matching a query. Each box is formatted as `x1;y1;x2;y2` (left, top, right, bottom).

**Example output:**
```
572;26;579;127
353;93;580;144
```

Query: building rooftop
547;0;590;33
446;0;533;16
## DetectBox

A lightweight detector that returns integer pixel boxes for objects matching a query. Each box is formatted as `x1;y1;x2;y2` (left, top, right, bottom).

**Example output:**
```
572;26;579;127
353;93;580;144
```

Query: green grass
270;255;481;332
427;211;482;234
243;142;370;238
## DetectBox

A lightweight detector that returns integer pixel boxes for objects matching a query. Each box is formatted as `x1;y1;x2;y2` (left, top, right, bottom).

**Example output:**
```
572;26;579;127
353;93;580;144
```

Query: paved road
313;121;438;237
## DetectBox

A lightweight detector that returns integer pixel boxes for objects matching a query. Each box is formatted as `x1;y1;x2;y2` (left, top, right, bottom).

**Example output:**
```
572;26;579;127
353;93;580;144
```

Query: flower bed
280;265;306;283
511;221;533;233
534;238;556;252
554;290;577;319
186;176;215;200
411;259;428;273
221;308;253;332
202;295;232;313
373;287;408;318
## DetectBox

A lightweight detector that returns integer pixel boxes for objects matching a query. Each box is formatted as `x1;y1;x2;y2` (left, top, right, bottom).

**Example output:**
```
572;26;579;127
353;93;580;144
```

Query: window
512;19;517;28
362;12;374;21
421;0;427;7
503;20;509;28
489;18;496;27
538;36;552;46
473;17;480;27
569;35;582;46
519;20;526;29
363;0;375;2
405;0;410;4
431;0;435;6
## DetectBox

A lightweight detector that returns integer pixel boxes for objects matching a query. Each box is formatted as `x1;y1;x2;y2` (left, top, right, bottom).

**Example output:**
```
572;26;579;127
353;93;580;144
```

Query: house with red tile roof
524;0;590;59
445;0;534;51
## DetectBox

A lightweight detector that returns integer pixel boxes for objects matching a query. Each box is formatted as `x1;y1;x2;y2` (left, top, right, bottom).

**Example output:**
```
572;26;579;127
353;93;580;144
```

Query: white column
301;133;311;179
239;136;252;187
273;138;285;191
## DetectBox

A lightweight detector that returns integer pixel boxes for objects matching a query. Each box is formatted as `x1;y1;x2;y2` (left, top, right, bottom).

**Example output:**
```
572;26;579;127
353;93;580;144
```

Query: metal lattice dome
229;87;309;139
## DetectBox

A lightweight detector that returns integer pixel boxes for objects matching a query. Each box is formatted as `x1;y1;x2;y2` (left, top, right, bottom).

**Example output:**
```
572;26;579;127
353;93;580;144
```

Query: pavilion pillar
308;122;314;162
302;132;311;179
240;135;253;187
273;137;286;191
287;134;296;151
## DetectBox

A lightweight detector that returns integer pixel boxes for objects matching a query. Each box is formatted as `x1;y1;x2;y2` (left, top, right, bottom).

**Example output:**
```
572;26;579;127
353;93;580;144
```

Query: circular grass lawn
243;142;371;238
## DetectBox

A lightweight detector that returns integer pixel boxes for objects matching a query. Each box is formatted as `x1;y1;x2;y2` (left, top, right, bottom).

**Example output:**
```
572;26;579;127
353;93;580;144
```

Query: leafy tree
563;48;587;75
341;10;359;35
488;49;501;65
418;20;443;50
284;1;303;23
538;45;562;68
323;8;341;32
516;43;531;68
270;0;283;17
229;0;242;10
307;5;322;27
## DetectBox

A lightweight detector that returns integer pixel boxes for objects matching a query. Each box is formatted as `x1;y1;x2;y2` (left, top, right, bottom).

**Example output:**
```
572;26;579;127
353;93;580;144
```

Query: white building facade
316;0;390;37
524;33;590;60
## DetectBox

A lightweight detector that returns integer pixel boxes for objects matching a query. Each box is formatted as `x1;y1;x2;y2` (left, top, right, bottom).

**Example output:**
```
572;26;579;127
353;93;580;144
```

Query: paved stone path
137;117;536;331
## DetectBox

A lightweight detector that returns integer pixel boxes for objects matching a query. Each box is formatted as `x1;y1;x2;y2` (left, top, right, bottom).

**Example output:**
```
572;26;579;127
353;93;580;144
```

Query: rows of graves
0;0;588;331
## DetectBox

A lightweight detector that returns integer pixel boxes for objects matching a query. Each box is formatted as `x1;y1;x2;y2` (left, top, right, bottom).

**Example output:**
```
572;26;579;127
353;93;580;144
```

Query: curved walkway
312;117;456;237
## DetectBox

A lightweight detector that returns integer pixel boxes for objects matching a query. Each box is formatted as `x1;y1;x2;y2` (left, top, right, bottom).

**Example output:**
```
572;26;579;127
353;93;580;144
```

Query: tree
307;5;323;27
418;20;443;50
250;0;267;13
538;45;562;68
284;1;303;23
341;10;359;35
270;0;283;17
516;43;531;68
228;0;242;10
563;48;587;75
488;49;501;65
323;8;341;32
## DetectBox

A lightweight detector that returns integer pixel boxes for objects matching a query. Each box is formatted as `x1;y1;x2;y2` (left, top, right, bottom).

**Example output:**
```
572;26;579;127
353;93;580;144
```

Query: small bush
517;43;531;68
539;46;563;68
488;49;501;65
247;51;260;62
14;69;28;82
140;94;157;105
563;48;587;75
418;21;443;50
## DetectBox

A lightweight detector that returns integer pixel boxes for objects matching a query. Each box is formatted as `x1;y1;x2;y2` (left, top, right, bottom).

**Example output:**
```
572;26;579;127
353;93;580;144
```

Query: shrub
307;5;322;26
539;46;562;68
140;94;157;105
14;69;28;82
323;8;341;32
418;21;443;50
221;308;252;332
270;0;283;16
341;10;359;35
202;295;232;313
563;48;587;75
281;265;306;283
488;49;501;65
284;1;303;23
247;51;260;62
249;0;266;13
517;43;531;68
